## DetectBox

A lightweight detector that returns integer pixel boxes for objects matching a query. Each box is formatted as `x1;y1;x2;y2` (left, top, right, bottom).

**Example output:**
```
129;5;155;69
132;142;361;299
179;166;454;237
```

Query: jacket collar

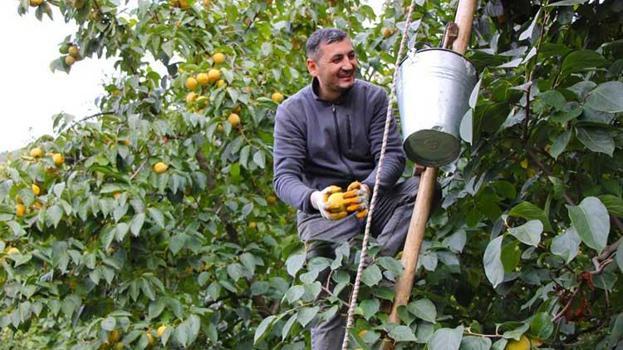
311;77;356;105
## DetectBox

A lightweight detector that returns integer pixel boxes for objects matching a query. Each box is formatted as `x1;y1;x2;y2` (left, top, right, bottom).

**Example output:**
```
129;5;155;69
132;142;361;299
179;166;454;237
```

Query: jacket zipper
346;114;353;150
332;105;355;178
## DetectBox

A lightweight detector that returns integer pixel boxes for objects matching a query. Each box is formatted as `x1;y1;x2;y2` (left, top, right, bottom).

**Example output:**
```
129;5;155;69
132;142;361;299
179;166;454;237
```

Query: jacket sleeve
362;90;406;191
272;103;317;213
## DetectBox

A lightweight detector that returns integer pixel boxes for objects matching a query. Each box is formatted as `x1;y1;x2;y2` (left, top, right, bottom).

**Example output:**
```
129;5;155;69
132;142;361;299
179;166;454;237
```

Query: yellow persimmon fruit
207;69;221;83
248;221;257;229
227;113;240;128
156;325;167;337
271;92;284;104
108;329;122;344
203;0;211;8
185;77;198;90
16;204;26;217
382;27;394;38
52;153;65;166
520;159;528;169
178;0;190;9
185;92;198;104
153;162;168;174
506;335;530;350
30;147;43;158
196;72;210;85
68;45;80;58
65;55;76;66
32;184;41;196
216;79;226;88
146;331;154;346
327;192;345;210
30;0;43;6
267;195;277;205
6;247;20;255
212;52;225;64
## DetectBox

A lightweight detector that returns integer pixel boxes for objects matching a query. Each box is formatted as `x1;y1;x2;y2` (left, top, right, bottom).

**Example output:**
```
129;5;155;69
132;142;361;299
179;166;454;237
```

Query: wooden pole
384;0;477;347
387;167;437;323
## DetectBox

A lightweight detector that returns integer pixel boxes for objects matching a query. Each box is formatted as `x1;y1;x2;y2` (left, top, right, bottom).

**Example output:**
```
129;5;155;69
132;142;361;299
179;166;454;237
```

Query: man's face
307;38;357;96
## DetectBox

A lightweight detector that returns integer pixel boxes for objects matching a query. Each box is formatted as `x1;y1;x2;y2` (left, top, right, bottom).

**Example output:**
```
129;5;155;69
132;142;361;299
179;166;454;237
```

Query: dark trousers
296;176;435;350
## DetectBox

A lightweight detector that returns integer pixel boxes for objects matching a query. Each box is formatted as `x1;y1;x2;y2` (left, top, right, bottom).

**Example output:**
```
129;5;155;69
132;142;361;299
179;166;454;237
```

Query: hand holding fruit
343;181;370;219
310;185;348;220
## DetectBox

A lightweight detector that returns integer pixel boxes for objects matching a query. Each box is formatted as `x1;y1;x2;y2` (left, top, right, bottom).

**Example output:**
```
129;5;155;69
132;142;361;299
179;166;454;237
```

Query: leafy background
1;0;622;349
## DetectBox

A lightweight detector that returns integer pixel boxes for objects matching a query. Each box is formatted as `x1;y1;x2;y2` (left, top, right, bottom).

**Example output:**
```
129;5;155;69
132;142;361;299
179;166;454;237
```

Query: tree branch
68;111;115;130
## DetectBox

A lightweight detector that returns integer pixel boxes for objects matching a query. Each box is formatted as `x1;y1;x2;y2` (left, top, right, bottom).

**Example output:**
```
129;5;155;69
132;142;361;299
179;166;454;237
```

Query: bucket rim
399;47;478;76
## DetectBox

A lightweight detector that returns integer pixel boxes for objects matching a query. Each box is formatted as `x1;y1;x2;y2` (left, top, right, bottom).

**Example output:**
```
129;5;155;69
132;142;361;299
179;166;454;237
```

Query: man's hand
310;185;348;220
343;181;370;220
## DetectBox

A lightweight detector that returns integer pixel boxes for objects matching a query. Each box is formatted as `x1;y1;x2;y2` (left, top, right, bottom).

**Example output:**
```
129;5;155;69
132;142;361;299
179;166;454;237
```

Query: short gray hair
306;28;348;59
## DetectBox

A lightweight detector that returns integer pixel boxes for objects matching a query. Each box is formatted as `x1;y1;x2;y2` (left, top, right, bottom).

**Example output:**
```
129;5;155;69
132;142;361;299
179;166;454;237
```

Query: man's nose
341;58;354;71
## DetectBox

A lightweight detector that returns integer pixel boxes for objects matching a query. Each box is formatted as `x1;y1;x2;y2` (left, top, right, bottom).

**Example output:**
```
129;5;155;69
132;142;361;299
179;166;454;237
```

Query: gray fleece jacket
272;78;406;214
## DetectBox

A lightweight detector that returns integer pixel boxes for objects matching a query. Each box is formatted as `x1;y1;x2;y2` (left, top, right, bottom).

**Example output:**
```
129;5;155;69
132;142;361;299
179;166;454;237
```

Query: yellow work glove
343;181;370;220
310;185;349;220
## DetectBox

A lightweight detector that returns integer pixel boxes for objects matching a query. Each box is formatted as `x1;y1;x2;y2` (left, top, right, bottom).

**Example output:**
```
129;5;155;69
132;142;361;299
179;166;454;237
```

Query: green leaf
509;202;552;232
560;50;607;76
46;205;63;228
174;321;189;348
460;336;492;350
585;81;623;113
169;233;186;255
227;263;244;282
598;195;623;217
101;316;116;331
361;264;382;287
281;313;297;340
130;213;145;237
616;243;623;273
389;325;417;342
483;236;505;288
148;208;165;228
549;129;572;159
429;326;464;350
253;151;266;169
297;306;319;327
407;298;437;323
530;312;554;340
460;109;473;144
550;102;582;123
443;230;467;253
286;253;305;277
539;90;566;110
254;315;276;344
285;285;305;304
548;0;588;5
576;127;614;156
502;323;529;340
359;298;380;321
567;196;610;253
508;220;543;247
551;228;581;263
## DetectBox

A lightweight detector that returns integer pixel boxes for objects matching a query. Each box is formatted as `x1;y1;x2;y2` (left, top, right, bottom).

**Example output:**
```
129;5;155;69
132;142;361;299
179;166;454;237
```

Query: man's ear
307;58;317;76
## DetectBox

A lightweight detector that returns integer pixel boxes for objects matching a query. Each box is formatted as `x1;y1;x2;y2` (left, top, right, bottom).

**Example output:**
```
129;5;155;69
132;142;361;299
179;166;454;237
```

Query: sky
0;1;384;153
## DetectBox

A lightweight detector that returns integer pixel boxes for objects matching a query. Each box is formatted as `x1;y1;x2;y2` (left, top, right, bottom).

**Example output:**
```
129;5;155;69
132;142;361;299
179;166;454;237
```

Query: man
272;28;427;349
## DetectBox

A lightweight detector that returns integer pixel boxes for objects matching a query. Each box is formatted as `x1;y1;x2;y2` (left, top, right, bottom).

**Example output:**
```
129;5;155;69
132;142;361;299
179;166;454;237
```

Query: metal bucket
396;48;478;167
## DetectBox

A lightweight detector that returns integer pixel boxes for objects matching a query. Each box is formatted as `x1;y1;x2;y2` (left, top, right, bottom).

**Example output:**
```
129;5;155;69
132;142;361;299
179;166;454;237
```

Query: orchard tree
1;0;622;349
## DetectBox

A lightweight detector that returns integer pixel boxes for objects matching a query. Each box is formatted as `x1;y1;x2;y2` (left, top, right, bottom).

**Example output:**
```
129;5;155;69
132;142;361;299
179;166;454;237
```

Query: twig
67;111;115;131
129;159;148;181
464;327;502;339
553;287;580;322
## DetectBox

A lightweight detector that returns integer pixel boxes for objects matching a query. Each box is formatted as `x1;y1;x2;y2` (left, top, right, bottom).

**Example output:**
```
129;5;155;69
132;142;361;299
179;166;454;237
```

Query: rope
341;1;419;348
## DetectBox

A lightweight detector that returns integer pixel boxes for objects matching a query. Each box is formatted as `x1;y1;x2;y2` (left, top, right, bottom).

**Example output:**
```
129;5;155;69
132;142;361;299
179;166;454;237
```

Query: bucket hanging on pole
396;48;478;167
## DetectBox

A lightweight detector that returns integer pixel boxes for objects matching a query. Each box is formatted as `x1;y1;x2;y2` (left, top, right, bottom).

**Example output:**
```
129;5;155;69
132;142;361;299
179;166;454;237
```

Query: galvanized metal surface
396;48;478;166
